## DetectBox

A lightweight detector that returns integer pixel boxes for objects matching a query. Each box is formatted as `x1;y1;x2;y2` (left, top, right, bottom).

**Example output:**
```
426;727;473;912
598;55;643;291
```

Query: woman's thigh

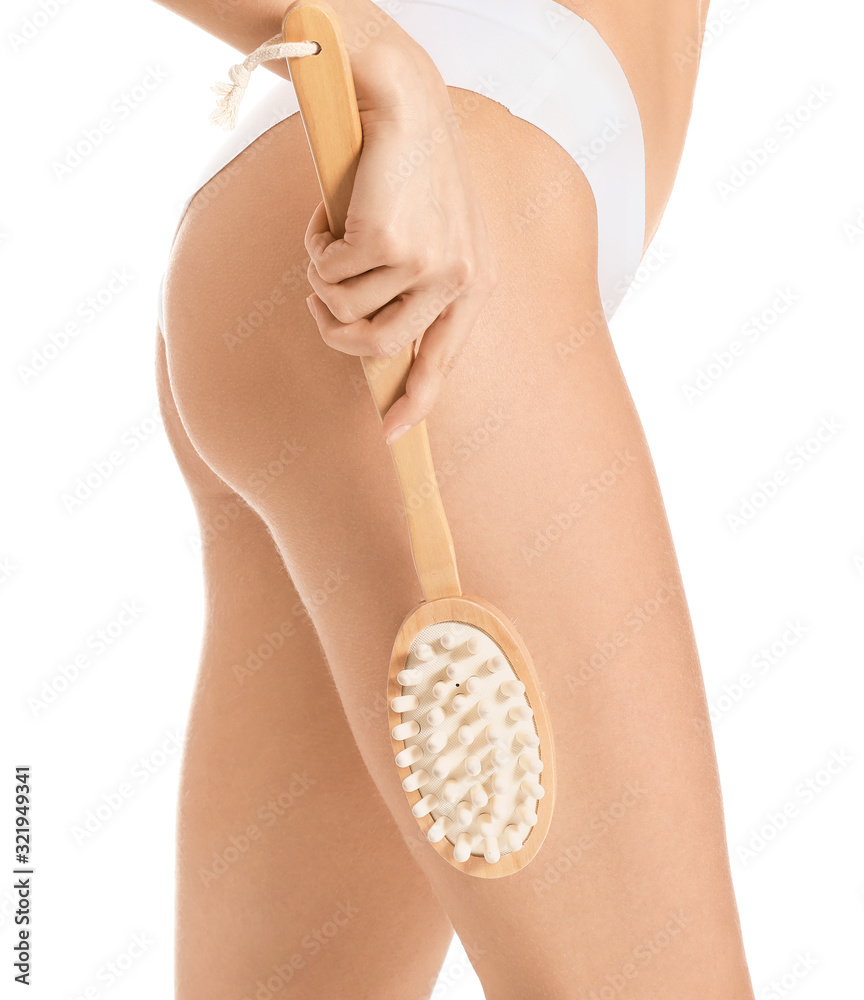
156;338;455;1000
163;87;751;998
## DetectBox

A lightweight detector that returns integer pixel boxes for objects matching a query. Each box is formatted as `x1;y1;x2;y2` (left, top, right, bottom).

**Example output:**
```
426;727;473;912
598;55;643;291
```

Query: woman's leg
162;80;754;998
157;337;454;999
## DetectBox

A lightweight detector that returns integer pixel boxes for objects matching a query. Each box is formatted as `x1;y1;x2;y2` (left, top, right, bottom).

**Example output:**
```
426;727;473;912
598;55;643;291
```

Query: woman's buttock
163;0;711;496
165;89;607;497
163;0;712;504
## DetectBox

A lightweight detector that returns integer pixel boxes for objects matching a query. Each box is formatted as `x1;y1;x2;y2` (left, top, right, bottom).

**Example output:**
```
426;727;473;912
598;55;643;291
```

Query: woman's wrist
277;0;443;117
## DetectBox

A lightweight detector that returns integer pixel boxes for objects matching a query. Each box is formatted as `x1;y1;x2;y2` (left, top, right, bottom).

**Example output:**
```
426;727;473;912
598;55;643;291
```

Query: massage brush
283;0;555;876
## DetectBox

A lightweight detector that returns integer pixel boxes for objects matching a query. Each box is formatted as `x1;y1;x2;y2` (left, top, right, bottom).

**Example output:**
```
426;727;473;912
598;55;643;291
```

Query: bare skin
156;0;754;996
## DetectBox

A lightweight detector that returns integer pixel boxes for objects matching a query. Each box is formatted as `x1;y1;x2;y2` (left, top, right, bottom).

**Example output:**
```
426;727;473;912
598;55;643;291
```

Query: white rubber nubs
469;784;488;808
522;778;545;799
455;802;473;825
397;668;422;686
392;720;420;740
427;707;445;727
428;816;452;843
503;825;522;851
500;680;525;698
516;802;538;826
390;620;545;865
442;779;460;802
453;833;472;862
431;758;450;780
402;769;429;792
519;753;544;775
395;744;422;768
484;837;501;864
425;732;447;754
412;794;439;818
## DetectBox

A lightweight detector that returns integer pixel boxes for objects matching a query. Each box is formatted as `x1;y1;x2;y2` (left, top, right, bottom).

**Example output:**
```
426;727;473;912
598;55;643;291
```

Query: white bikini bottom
157;0;646;329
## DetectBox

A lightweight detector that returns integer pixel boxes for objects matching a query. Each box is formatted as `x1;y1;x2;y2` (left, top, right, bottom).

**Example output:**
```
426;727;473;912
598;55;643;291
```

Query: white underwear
157;0;646;329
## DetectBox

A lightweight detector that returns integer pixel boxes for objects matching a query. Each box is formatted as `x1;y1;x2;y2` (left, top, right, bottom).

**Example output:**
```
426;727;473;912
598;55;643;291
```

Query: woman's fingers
306;198;450;326
306;255;417;328
299;43;502;440
304;199;388;285
307;283;454;359
306;244;501;443
381;278;499;443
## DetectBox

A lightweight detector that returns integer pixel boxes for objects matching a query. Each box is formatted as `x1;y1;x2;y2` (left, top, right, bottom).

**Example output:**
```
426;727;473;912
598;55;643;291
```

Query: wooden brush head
388;593;556;877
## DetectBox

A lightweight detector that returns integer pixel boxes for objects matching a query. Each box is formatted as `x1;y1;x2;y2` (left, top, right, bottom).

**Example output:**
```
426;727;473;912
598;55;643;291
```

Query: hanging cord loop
210;33;321;130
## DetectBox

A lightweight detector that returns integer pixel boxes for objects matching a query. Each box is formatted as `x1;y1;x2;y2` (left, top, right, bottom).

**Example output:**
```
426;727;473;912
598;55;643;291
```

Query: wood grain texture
282;0;361;241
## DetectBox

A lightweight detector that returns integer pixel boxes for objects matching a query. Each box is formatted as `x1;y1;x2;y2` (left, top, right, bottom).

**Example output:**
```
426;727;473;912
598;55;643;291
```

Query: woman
154;0;756;994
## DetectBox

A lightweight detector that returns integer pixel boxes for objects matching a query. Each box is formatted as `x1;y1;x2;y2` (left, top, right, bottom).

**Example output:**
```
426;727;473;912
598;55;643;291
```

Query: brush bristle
390;621;545;865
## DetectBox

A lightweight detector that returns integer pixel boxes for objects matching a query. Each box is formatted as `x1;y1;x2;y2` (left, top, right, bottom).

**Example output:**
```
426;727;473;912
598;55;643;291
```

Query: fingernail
306;294;318;319
386;424;412;445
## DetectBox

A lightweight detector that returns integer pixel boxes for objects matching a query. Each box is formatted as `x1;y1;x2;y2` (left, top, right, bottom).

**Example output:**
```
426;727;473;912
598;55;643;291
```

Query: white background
3;0;863;996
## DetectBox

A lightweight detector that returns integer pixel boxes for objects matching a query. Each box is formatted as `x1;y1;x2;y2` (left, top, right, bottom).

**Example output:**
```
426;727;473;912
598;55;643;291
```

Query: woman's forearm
151;0;420;89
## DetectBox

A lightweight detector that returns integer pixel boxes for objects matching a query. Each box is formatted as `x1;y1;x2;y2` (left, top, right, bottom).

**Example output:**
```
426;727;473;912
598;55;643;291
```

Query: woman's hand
303;26;501;444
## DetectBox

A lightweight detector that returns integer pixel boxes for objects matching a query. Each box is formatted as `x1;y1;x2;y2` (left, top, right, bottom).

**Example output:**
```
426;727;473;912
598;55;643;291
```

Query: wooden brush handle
282;0;462;601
